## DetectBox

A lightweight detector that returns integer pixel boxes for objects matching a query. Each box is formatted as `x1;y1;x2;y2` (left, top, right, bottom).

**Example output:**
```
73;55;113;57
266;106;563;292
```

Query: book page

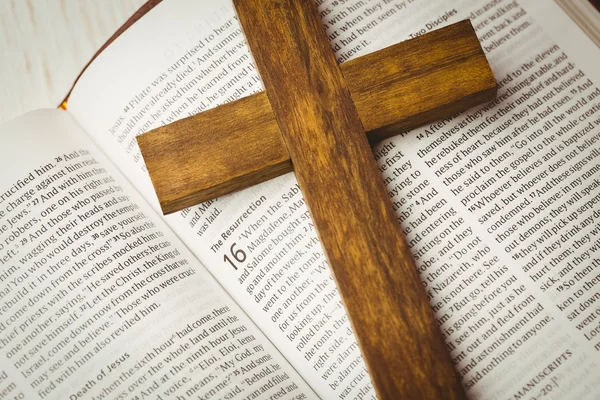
67;0;600;398
0;110;314;399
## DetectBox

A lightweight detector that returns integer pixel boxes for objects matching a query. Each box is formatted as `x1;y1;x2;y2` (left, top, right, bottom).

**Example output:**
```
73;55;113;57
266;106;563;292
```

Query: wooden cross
138;1;497;398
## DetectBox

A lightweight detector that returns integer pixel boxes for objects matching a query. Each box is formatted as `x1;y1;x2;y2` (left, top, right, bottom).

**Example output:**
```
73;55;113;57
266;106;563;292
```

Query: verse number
224;243;246;270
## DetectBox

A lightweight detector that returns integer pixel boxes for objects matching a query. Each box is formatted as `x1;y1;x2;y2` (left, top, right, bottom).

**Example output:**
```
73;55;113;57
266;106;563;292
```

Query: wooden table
0;0;144;123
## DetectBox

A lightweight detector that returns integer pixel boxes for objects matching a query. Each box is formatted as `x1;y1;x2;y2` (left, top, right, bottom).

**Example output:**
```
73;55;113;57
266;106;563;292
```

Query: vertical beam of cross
232;1;465;398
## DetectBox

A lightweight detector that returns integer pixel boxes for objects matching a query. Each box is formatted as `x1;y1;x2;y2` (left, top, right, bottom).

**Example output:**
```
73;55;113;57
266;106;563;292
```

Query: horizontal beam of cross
138;20;496;214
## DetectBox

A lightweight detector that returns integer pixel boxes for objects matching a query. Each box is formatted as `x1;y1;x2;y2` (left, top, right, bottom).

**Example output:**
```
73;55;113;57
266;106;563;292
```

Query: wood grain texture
233;0;465;399
137;20;496;213
137;92;290;214
343;20;497;142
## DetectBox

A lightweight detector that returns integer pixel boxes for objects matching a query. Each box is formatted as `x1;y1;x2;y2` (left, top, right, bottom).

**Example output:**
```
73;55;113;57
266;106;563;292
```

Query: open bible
1;0;600;399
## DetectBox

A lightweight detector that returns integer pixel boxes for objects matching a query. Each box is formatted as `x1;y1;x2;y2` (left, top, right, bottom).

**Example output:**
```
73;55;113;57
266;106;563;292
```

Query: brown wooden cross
137;1;497;398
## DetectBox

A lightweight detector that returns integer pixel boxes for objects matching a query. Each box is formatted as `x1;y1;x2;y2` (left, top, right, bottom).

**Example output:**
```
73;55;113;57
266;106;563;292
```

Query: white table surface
0;0;146;123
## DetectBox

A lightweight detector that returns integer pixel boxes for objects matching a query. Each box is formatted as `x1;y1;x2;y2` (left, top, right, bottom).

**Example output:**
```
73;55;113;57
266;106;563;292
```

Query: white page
0;109;315;399
68;0;600;398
